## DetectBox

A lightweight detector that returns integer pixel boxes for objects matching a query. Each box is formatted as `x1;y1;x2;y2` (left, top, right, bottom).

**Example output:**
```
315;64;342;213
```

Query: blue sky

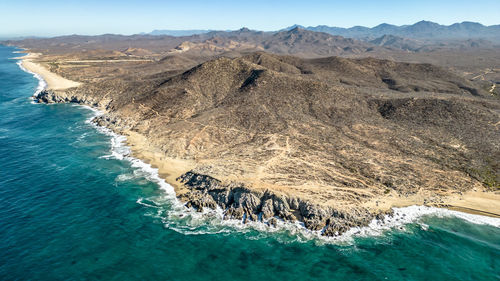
1;0;499;37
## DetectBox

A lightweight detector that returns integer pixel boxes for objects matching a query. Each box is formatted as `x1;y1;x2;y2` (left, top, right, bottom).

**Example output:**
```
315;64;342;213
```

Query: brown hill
261;27;376;56
369;35;425;51
39;52;499;235
122;47;154;56
165;28;383;58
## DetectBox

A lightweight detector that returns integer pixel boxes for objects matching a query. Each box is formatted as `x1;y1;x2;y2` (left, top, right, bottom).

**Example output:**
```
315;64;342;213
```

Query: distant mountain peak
288;26;305;33
460;21;483;26
148;29;212;36
143;20;500;43
281;24;306;31
451;21;485;28
413;20;440;27
374;23;396;28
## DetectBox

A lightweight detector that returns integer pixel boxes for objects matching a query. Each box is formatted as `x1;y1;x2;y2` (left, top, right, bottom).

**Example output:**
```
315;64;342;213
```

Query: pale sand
21;53;81;90
23;55;500;219
363;189;500;218
443;190;500;217
124;130;196;196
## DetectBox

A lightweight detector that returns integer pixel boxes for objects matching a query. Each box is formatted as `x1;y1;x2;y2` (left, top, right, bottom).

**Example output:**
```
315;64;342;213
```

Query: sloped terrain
36;52;499;235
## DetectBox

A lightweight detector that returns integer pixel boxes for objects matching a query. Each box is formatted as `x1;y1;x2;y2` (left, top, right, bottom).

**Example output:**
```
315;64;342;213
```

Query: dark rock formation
177;171;385;236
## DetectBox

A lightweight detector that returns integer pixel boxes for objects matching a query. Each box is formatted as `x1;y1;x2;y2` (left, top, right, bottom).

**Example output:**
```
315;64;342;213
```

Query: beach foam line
75;105;500;244
161;203;500;244
335;205;500;241
77;104;183;206
16;59;47;99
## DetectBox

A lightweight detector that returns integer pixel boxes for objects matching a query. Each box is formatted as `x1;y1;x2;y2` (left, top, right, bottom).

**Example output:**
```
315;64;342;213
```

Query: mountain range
284;21;500;41
147;29;214;36
148;21;500;42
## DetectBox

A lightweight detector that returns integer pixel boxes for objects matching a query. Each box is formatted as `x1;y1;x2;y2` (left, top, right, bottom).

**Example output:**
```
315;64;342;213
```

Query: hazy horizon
1;0;499;37
1;20;499;39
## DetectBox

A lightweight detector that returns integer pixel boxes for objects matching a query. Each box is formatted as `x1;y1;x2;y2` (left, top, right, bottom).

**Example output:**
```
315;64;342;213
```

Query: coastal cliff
29;51;500;236
36;89;392;235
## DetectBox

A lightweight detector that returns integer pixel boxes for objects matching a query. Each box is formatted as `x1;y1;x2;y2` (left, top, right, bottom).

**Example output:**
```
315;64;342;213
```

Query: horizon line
1;19;499;39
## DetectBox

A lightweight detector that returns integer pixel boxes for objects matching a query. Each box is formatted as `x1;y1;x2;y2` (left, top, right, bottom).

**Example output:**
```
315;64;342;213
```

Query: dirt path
489;83;496;94
62;59;153;63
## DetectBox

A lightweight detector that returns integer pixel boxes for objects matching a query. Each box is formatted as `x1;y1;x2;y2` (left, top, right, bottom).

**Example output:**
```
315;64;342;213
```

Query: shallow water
0;45;499;280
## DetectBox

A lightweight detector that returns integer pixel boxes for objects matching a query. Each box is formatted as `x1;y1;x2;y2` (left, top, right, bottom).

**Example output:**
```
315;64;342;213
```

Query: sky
1;0;499;37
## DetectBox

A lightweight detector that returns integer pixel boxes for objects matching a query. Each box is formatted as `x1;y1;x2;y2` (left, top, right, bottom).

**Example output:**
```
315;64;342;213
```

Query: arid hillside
33;52;500;234
7;26;500;235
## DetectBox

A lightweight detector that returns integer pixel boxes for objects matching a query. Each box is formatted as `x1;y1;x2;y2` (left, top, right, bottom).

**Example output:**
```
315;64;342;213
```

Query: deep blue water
0;45;499;280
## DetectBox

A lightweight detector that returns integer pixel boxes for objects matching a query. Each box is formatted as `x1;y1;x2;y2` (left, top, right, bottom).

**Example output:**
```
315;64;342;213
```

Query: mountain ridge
283;21;500;41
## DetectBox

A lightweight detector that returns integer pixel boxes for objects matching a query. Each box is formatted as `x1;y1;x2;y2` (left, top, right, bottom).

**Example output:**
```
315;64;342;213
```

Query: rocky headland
26;49;500;236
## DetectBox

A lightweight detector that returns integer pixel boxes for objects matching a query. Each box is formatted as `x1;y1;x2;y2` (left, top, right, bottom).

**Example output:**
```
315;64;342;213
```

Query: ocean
0;44;499;280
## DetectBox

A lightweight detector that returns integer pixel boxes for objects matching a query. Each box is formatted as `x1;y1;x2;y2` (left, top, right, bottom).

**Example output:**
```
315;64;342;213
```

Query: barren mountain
6;24;500;235
34;51;500;235
369;35;425;51
7;24;500;61
165;28;382;57
260;27;376;56
291;21;500;42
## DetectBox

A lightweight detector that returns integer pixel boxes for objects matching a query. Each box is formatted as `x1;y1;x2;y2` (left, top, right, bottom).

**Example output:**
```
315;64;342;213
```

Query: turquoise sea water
0;45;499;280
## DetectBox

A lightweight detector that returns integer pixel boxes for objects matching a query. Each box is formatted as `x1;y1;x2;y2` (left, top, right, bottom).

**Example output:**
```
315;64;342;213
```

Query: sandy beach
123;129;196;196
363;188;500;218
20;53;81;90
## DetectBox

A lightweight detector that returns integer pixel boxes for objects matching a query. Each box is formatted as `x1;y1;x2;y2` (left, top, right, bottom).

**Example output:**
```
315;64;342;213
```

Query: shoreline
126;129;500;219
17;50;500;237
18;52;81;91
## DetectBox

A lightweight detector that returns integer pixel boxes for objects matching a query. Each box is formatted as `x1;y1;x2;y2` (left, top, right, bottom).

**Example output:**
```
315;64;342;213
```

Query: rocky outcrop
177;171;392;236
34;89;111;109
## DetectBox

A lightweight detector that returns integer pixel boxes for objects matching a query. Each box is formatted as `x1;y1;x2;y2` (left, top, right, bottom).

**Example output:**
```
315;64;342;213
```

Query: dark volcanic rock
177;171;377;236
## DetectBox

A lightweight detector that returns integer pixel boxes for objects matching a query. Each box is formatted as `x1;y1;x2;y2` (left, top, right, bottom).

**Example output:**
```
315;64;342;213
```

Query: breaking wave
75;105;500;244
16;59;47;99
42;88;500;244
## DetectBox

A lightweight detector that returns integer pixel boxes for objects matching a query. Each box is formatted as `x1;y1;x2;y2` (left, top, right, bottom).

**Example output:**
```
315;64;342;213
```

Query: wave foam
77;105;184;207
16;60;47;99
76;103;500;243
20;45;496;243
328;205;500;243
